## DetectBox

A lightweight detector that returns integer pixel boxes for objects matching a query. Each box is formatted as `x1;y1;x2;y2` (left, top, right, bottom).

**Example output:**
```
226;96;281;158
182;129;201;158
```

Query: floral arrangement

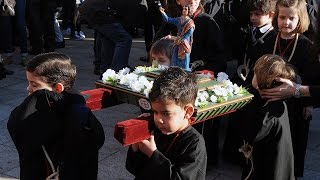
102;67;154;97
133;64;168;74
195;72;248;108
102;68;248;108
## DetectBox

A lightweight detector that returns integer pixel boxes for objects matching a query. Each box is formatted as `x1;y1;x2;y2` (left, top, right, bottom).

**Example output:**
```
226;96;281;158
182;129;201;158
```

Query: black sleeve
7;90;63;157
191;15;226;73
203;17;226;73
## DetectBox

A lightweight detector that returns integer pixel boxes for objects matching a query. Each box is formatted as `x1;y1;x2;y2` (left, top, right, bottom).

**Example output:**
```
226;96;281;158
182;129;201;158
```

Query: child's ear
269;11;275;19
184;104;194;120
54;83;65;93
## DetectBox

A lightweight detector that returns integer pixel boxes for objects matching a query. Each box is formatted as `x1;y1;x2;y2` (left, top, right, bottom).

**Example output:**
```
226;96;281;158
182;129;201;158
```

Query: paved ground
0;27;319;180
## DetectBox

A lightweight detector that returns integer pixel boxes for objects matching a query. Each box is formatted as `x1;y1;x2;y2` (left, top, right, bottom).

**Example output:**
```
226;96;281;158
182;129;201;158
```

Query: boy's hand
138;133;157;158
159;7;165;12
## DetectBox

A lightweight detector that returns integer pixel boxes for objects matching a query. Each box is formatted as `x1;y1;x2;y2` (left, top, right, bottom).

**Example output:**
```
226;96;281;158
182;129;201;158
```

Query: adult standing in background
139;0;164;62
27;0;56;55
0;0;28;66
79;0;134;73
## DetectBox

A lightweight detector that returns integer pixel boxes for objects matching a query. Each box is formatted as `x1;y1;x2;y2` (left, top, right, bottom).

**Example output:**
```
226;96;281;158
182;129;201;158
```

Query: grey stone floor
0;27;319;180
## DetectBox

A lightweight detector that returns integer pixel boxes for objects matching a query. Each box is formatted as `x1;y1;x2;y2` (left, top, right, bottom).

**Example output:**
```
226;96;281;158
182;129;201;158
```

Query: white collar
255;23;273;34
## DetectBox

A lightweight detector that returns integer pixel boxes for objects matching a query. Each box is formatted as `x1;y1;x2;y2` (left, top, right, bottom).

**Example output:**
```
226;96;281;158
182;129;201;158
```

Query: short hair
254;54;296;89
26;52;77;90
150;38;174;61
247;0;277;14
149;67;198;107
272;0;310;33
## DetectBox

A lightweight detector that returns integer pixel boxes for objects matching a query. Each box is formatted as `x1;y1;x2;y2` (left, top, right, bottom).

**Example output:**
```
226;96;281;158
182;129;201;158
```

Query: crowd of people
1;0;320;179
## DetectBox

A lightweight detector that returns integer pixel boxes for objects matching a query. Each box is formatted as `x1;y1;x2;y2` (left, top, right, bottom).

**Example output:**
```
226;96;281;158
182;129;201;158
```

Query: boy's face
250;11;273;27
151;99;190;135
150;52;171;67
26;71;53;95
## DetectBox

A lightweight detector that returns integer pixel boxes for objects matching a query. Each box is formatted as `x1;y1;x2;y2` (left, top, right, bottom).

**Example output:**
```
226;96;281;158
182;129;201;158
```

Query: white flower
233;84;240;95
157;64;169;71
118;67;131;75
222;79;233;86
138;76;150;86
119;73;138;86
144;81;154;94
195;97;208;108
143;81;153;97
133;66;146;74
212;85;228;97
210;95;217;103
133;66;158;74
130;81;145;92
226;85;234;96
217;72;229;82
195;91;210;108
198;91;209;101
102;69;119;83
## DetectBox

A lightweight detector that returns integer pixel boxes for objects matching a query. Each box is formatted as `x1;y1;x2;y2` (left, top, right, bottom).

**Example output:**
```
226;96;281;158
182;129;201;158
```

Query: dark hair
254;54;296;89
149;67;198;107
247;0;277;14
272;0;310;33
26;52;77;90
150;38;174;60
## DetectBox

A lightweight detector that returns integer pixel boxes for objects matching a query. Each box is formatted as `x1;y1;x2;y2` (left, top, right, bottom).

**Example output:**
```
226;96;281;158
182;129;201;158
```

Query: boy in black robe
223;0;277;164
126;67;207;180
7;53;105;180
154;0;225;166
239;54;295;180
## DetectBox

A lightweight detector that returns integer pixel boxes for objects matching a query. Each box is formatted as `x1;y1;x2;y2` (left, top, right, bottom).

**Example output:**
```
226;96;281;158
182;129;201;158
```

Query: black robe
126;126;207;180
7;89;105;180
223;27;277;164
239;91;295;180
254;33;314;177
154;12;225;165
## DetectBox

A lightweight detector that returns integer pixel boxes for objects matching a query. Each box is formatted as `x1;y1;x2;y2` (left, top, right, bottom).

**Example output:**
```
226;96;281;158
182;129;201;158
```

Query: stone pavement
0;27;319;180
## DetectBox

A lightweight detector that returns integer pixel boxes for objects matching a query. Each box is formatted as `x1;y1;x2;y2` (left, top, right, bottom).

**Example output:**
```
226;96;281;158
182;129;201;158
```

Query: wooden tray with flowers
95;68;254;122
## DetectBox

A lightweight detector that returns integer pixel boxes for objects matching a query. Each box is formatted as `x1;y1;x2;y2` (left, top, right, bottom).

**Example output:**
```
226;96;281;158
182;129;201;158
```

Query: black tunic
223;27;277;164
7;90;105;180
154;11;225;165
240;91;295;180
256;33;314;177
126;126;207;180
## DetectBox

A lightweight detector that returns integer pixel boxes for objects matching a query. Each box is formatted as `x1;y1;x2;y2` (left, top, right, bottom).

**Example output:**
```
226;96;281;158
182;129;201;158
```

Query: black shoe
56;40;65;49
4;68;14;75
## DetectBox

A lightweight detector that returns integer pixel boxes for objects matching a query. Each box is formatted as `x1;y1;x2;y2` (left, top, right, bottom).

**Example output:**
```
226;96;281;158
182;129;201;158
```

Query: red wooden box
80;88;117;111
114;116;154;146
